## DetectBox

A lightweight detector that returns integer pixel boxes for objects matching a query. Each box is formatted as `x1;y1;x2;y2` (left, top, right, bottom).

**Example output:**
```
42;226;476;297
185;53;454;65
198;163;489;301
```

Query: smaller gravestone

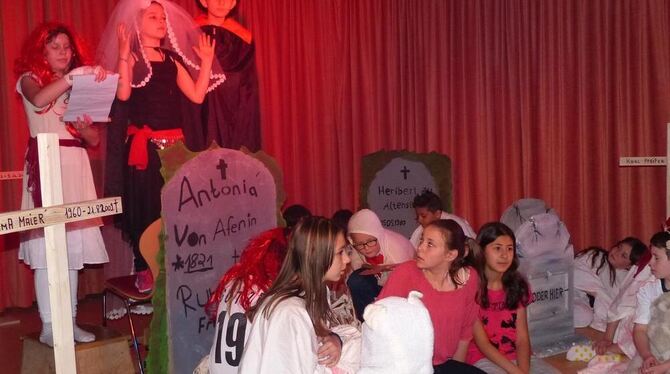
360;151;452;238
515;211;586;356
162;147;281;374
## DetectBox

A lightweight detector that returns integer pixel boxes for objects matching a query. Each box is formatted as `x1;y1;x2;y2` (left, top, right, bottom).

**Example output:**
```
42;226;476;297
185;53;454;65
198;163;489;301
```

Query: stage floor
0;296;603;373
0;294;151;374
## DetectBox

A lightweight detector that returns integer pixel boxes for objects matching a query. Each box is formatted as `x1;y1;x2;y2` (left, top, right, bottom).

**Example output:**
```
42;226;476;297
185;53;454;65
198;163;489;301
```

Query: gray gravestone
366;158;437;238
162;148;278;373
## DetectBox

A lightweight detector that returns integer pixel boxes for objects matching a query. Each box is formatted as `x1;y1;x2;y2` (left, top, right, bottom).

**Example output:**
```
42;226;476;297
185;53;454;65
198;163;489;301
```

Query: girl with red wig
194;217;360;374
14;22;109;347
239;217;351;373
201;227;288;374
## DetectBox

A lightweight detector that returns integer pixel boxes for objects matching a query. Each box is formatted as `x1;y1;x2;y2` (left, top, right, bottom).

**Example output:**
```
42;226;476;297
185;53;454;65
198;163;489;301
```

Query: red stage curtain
1;0;668;311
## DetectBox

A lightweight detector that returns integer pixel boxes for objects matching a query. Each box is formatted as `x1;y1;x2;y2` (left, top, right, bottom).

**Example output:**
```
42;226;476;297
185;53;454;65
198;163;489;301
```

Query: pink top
378;261;479;365
466;288;523;364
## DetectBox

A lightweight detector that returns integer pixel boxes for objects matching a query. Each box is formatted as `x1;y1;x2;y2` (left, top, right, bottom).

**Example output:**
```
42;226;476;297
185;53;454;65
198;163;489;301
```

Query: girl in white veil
97;0;225;90
97;0;223;294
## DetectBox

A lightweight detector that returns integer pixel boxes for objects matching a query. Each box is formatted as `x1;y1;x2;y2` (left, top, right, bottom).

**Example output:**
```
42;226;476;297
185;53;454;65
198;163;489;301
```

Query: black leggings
433;359;487;374
346;268;382;321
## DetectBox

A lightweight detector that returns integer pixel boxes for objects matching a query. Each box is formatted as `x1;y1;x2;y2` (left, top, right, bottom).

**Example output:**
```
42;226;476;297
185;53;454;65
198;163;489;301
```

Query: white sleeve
242;301;318;374
409;226;422;248
634;282;655;325
573;253;604;295
607;267;653;322
384;230;416;264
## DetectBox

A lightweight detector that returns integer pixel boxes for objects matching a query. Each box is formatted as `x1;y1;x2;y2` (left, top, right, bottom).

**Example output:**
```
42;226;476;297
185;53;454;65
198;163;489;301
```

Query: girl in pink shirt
378;219;484;374
467;222;558;374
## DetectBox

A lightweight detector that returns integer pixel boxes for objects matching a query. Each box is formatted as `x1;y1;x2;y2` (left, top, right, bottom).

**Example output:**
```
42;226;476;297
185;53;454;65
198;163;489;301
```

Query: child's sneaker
135;269;154;294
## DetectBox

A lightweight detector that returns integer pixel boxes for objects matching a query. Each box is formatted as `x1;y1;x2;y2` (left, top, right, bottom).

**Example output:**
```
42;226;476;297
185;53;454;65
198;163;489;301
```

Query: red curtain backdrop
1;0;668;311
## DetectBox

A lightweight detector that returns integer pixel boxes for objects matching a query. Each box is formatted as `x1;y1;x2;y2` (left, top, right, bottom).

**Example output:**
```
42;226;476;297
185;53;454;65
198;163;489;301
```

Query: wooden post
38;133;77;374
618;123;669;218
0;133;123;374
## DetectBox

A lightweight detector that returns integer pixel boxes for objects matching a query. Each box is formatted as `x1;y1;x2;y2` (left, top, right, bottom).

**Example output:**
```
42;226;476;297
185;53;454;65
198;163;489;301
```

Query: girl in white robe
574;238;647;332
239;217;356;374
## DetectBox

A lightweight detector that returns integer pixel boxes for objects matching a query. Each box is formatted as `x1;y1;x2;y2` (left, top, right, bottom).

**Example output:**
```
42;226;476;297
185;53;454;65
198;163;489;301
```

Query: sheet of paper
63;74;118;122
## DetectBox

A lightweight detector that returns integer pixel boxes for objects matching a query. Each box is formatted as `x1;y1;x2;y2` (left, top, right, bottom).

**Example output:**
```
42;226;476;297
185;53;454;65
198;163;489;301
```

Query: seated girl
378;219;484;374
591;248;652;359
202;227;288;374
346;209;415;321
238;217;355;374
625;231;670;374
466;222;559;374
574;238;647;331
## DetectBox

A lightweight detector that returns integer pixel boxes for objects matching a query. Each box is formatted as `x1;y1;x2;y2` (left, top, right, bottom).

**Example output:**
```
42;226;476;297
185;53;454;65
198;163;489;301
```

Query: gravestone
161;146;281;374
515;211;586;356
360;151;452;238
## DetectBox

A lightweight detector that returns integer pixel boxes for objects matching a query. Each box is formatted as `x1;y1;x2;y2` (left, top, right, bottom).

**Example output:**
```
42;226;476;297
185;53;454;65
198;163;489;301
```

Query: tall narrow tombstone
515;212;586;356
161;145;283;373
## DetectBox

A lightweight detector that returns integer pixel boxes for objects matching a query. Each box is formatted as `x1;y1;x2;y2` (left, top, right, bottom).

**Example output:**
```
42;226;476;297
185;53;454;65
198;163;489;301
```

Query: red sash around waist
127;125;184;170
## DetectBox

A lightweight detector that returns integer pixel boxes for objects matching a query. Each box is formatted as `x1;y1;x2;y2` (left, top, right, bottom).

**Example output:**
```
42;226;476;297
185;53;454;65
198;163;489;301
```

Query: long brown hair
426;219;470;287
474;222;529;310
247;216;341;336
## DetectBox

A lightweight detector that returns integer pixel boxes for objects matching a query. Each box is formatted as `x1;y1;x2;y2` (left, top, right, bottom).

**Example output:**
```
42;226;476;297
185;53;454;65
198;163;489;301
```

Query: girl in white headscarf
346;209;415;320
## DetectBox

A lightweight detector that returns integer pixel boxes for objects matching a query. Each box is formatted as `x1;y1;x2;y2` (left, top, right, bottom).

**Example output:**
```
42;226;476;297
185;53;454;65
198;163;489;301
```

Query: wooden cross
618;123;670;217
0;134;123;374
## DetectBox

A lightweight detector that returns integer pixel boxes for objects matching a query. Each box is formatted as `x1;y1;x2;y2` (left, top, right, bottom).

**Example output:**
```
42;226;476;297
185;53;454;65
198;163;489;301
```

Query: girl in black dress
98;0;224;292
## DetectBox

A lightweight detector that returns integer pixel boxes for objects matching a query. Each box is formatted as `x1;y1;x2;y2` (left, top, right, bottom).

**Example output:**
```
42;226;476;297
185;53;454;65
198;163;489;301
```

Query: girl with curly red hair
14;22;109;347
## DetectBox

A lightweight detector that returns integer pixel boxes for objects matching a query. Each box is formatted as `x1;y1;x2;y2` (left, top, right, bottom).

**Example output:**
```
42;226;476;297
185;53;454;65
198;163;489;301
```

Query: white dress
573;250;627;330
16;73;108;270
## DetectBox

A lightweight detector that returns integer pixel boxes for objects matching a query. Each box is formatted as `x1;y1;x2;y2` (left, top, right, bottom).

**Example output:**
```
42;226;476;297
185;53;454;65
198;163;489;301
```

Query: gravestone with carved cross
0;134;122;374
360;151;453;238
159;144;284;374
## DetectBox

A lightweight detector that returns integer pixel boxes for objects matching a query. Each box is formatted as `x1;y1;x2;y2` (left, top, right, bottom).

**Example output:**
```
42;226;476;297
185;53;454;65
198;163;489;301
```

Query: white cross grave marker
0;133;122;374
619;123;670;217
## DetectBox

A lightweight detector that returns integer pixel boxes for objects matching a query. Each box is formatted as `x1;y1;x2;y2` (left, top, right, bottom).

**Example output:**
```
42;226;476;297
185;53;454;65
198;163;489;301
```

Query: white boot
35;270;54;347
73;320;95;343
39;322;54;347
